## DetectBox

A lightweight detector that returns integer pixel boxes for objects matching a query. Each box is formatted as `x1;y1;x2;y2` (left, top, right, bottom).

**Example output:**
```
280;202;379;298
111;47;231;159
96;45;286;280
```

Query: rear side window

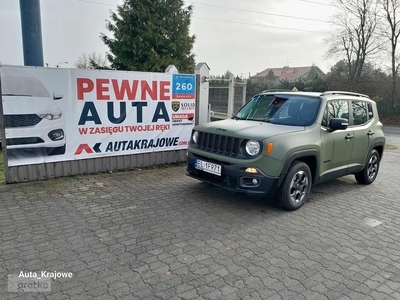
352;101;368;125
368;103;374;119
321;100;349;127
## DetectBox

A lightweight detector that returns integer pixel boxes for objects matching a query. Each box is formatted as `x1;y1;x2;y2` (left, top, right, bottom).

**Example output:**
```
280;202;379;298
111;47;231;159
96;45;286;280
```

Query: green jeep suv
186;91;386;210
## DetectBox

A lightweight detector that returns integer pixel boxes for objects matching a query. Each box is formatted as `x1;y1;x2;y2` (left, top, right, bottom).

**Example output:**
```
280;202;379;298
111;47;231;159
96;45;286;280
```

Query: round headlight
192;131;199;143
245;140;261;156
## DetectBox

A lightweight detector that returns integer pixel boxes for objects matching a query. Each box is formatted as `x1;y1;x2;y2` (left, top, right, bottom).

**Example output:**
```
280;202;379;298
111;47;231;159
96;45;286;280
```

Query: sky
0;0;338;77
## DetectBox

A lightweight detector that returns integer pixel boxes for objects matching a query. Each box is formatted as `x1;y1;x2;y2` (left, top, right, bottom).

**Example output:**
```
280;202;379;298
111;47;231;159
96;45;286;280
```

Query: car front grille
6;137;45;146
195;132;242;157
4;114;43;128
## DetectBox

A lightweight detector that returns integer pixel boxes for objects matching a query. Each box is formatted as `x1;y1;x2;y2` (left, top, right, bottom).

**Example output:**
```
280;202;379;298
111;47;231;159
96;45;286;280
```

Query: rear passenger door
348;100;372;169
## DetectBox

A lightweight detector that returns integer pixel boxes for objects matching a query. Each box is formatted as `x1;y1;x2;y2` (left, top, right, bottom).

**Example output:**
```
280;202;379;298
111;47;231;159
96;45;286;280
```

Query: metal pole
0;75;11;183
19;0;44;67
194;63;210;125
242;80;247;106
195;74;201;126
227;74;234;117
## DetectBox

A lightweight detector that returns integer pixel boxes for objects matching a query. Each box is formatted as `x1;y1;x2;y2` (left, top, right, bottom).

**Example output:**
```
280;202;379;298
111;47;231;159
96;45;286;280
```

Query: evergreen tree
101;0;196;73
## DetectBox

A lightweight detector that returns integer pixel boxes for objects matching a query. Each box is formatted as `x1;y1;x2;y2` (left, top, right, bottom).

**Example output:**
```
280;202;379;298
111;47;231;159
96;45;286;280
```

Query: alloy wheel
367;154;379;180
289;171;309;203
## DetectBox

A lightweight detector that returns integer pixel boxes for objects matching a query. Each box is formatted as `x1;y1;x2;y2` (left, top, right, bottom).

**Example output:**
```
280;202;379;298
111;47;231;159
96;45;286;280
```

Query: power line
193;16;328;34
76;0;116;6
75;0;330;34
299;0;335;7
77;0;331;24
185;1;330;24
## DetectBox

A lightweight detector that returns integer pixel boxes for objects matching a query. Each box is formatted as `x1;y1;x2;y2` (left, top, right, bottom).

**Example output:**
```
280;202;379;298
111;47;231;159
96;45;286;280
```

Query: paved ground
0;128;399;300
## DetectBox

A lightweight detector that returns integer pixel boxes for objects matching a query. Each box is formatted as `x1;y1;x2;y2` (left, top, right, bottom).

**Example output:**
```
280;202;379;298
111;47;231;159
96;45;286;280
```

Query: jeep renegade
186;91;386;211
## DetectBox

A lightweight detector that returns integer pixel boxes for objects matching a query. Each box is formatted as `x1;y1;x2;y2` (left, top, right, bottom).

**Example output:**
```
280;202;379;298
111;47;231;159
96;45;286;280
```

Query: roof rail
261;89;294;93
321;91;370;98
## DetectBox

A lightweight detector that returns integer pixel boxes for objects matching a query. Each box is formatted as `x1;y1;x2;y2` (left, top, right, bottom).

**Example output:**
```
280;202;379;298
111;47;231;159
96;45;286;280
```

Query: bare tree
75;52;109;69
381;0;400;100
326;0;382;90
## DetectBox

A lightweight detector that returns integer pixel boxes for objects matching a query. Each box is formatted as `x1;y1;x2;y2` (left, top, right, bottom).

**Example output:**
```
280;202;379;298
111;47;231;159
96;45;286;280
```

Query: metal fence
376;99;400;115
208;75;247;121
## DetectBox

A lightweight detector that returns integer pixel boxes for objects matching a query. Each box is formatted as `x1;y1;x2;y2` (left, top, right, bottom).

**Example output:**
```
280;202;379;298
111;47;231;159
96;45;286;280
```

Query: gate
208;74;247;121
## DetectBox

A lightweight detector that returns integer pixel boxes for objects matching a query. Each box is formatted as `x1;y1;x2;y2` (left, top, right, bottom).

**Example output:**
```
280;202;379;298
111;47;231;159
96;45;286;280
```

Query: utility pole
19;0;44;67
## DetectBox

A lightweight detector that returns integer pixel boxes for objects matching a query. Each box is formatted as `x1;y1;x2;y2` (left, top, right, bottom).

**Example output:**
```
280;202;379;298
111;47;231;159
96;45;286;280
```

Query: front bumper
186;152;280;196
4;118;66;149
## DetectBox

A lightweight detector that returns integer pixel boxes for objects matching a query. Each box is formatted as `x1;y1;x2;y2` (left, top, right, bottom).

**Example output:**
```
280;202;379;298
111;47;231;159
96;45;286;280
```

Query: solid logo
180;102;195;110
171;101;180;112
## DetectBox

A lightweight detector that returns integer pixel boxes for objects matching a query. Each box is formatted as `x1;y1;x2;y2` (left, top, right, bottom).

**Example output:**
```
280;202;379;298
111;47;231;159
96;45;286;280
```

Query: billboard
0;66;195;167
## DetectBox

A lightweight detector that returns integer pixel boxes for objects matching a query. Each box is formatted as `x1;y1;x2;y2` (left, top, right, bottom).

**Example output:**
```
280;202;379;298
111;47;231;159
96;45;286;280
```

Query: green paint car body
186;91;386;210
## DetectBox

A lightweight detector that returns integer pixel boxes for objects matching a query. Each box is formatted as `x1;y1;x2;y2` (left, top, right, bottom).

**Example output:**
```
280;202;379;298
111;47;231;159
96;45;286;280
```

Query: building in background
250;65;325;84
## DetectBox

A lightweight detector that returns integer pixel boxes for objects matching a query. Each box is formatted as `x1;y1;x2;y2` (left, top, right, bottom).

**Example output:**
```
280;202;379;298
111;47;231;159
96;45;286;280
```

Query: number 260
176;82;193;91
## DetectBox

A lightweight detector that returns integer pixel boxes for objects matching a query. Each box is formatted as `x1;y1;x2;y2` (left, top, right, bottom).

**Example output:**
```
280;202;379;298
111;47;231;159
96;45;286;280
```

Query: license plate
195;159;221;176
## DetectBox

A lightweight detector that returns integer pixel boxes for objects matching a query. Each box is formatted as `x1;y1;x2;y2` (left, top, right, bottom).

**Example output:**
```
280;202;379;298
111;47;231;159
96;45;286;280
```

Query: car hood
194;119;305;140
2;96;61;114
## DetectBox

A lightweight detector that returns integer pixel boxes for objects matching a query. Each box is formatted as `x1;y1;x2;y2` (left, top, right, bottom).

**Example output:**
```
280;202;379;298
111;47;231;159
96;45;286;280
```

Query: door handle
368;130;375;136
345;134;354;140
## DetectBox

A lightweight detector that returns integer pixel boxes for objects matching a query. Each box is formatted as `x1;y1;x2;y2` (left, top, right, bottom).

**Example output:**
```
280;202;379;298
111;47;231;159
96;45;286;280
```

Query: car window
1;76;50;98
234;94;320;126
352;101;368;125
322;100;349;127
367;103;374;120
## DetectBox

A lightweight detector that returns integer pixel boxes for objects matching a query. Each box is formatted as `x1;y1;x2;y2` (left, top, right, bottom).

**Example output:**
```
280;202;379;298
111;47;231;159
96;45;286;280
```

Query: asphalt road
384;126;400;136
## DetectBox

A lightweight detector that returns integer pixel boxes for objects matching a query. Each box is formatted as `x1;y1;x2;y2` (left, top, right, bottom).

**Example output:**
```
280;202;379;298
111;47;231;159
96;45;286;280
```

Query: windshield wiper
2;93;32;97
247;118;271;123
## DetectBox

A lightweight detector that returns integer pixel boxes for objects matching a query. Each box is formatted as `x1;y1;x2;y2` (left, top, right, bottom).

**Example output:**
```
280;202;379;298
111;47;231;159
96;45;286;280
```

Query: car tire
355;149;380;185
276;161;312;211
46;145;66;156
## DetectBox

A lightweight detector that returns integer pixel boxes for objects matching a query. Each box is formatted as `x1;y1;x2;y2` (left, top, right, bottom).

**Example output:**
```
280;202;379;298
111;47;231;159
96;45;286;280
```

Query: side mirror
328;118;348;132
53;93;63;100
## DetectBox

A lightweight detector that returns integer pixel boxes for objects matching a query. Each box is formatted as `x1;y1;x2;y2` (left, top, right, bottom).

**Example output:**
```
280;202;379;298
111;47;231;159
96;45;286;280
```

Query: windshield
234;94;320;126
1;76;50;98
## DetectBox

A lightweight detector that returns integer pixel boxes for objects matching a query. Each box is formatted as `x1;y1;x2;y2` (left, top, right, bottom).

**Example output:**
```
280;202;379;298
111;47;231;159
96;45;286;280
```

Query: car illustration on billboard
1;75;66;155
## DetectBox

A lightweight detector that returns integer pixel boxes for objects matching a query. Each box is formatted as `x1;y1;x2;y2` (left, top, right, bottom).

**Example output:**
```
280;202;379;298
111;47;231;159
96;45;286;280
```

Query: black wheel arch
279;149;320;187
369;141;384;162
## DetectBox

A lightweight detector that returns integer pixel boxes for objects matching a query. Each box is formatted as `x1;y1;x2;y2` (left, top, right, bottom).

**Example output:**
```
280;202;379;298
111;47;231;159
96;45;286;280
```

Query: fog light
252;178;259;185
48;129;64;141
245;168;258;173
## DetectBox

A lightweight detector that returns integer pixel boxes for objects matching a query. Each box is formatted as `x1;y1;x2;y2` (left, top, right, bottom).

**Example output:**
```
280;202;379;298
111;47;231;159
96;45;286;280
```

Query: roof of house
252;66;323;81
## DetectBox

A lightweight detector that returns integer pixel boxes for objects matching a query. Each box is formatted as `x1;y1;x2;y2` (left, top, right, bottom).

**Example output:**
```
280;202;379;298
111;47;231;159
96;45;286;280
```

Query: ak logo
74;143;102;155
171;101;180;112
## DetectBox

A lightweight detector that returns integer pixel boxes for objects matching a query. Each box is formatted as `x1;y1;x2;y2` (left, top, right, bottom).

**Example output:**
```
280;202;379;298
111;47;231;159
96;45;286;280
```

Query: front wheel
355;149;380;185
276;161;312;211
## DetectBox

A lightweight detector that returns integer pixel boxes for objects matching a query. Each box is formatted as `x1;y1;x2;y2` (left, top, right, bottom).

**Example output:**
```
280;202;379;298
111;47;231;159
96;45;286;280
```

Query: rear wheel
276;161;311;211
355;149;380;184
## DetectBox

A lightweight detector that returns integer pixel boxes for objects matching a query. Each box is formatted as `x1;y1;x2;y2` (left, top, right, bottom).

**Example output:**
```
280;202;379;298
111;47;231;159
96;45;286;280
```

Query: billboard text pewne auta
0;66;196;167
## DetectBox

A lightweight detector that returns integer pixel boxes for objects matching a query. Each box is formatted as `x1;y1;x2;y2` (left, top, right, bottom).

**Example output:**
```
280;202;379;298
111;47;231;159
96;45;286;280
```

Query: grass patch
385;143;398;150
